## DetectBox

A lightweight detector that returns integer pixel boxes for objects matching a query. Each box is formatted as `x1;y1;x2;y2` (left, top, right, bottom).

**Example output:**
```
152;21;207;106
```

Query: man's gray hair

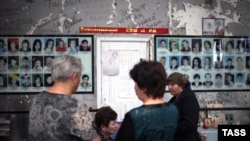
51;55;83;82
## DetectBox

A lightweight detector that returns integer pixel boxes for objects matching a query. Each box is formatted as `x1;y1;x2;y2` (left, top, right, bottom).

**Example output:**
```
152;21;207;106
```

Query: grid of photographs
0;35;94;94
154;35;250;91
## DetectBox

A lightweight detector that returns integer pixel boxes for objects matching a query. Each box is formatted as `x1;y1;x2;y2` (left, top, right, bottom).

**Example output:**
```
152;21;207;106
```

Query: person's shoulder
183;89;196;96
165;102;177;109
33;91;43;97
129;106;141;113
127;105;145;116
31;91;47;101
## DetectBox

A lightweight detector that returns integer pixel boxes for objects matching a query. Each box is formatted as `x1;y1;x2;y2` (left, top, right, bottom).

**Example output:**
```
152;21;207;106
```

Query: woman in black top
167;72;200;141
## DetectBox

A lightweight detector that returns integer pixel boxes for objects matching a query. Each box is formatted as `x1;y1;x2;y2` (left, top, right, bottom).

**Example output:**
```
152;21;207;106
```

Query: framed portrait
154;35;249;92
202;18;225;36
0;35;94;94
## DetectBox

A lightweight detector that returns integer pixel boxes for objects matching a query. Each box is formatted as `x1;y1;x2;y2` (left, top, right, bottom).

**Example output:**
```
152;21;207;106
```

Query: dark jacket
168;89;200;141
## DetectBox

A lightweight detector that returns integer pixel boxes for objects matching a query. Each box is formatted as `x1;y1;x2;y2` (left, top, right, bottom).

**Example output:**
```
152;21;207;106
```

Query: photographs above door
154;35;250;92
0;35;94;94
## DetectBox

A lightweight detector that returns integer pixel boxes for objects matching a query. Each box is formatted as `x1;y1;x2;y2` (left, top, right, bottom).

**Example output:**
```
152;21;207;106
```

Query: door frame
96;37;153;110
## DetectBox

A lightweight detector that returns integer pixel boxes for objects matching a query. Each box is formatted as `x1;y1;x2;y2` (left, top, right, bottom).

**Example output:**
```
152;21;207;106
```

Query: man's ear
71;72;79;85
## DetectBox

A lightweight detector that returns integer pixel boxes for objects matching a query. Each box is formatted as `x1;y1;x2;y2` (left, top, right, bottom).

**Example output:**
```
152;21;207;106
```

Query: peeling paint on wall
26;13;53;34
170;2;241;35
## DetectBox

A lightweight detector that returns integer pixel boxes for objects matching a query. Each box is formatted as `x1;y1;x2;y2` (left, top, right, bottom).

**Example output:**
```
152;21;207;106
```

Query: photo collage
0;35;94;93
154;35;250;91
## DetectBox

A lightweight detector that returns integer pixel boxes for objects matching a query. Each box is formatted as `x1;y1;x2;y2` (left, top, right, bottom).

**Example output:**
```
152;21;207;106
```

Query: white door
97;37;152;121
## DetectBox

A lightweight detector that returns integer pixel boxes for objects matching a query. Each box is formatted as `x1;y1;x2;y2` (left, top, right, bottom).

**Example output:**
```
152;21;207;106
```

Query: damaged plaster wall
0;0;249;35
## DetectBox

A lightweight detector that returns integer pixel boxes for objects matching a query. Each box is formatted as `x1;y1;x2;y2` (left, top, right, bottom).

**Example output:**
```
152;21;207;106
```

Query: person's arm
115;113;135;141
175;91;200;135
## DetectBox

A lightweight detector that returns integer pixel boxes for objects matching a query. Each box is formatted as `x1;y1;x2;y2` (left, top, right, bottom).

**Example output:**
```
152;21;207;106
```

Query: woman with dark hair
169;40;179;52
192;57;202;69
179;56;191;70
167;72;200;141
32;39;42;54
192;39;202;53
116;60;178;141
32;74;43;87
92;106;119;141
44;74;54;87
204;56;212;69
44;38;54;53
203;40;212;54
20;39;31;52
225;73;234;87
224;40;234;54
181;40;191;52
235;40;245;53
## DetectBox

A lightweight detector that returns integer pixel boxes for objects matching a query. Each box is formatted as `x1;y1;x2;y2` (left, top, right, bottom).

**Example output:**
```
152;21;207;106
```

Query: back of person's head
167;72;191;90
129;60;167;98
51;55;83;82
94;106;117;129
